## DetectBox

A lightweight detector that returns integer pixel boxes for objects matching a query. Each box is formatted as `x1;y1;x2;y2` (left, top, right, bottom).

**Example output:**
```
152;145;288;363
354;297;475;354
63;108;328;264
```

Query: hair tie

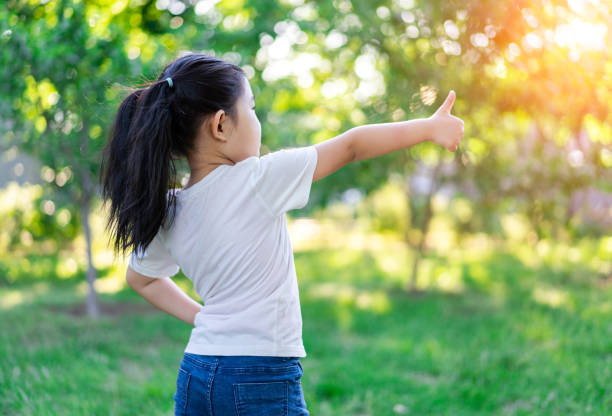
165;77;173;88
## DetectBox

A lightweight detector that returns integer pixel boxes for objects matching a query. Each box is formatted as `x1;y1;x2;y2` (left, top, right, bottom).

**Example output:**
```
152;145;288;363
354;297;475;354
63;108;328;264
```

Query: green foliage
0;183;79;257
1;0;134;229
358;181;408;233
2;0;611;244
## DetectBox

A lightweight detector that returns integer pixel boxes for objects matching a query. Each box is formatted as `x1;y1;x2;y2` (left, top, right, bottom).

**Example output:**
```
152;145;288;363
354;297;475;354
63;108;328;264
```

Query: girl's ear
210;109;227;142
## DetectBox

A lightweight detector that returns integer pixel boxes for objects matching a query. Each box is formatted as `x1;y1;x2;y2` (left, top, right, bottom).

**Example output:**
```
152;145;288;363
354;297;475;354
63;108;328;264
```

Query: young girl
100;53;463;416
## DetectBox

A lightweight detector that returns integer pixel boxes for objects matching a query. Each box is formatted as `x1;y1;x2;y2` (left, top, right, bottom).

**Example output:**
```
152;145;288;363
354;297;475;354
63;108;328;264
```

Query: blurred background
1;0;611;414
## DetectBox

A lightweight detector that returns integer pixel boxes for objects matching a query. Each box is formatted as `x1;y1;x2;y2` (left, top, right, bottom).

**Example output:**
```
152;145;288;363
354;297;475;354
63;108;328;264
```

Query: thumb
437;90;456;114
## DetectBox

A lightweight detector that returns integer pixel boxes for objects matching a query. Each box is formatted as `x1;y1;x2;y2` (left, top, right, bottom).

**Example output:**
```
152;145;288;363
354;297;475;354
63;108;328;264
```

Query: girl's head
100;53;260;257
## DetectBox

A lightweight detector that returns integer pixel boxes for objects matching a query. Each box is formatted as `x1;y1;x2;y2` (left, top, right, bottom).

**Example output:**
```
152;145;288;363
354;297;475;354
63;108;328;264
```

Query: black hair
100;53;245;257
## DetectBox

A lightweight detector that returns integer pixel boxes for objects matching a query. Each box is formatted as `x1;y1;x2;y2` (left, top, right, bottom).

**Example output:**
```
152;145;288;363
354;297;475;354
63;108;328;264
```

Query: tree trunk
405;161;442;293
80;193;100;318
78;119;100;318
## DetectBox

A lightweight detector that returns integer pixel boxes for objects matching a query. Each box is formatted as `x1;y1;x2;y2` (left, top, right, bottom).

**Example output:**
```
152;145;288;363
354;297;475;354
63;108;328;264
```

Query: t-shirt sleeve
252;145;318;217
128;232;180;278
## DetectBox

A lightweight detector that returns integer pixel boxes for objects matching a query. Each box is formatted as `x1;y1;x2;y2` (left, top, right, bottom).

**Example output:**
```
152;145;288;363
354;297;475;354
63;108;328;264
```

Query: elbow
125;272;137;290
125;267;137;288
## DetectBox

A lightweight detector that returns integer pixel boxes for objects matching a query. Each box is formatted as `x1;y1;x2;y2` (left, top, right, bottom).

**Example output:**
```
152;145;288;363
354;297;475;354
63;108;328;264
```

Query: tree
1;0;143;316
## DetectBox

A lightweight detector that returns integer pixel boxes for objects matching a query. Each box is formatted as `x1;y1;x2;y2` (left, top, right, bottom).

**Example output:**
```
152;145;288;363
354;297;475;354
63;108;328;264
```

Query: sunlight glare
555;18;607;51
0;282;50;309
532;286;569;309
94;276;127;294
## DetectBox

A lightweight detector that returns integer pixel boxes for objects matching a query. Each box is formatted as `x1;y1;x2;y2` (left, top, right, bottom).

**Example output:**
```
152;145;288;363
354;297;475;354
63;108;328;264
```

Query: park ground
1;216;612;415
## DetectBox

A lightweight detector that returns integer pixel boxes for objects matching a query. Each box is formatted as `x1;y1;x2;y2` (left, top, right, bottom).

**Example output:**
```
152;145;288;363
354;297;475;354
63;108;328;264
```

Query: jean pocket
174;368;191;414
233;381;288;416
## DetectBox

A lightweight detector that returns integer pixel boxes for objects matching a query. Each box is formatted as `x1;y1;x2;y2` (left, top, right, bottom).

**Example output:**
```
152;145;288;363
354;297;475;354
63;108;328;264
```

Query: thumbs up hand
428;90;464;152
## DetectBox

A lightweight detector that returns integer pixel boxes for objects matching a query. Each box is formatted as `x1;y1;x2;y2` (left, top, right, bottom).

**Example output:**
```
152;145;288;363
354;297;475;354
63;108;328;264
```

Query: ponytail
100;53;245;257
100;80;177;257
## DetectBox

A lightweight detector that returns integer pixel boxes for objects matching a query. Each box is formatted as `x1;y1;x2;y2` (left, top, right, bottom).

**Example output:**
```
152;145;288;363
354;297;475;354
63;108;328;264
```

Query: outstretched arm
312;90;464;182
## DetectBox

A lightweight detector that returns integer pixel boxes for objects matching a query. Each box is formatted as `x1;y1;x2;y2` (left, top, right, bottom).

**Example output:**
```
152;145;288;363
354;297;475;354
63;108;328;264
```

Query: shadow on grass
45;300;161;317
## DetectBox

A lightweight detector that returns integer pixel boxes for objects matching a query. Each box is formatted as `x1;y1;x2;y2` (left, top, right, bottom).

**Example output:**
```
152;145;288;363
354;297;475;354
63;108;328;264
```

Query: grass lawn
1;233;612;415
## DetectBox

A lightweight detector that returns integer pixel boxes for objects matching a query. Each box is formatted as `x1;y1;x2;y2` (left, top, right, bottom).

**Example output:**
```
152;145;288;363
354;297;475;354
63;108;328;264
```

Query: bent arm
126;266;202;326
312;117;433;182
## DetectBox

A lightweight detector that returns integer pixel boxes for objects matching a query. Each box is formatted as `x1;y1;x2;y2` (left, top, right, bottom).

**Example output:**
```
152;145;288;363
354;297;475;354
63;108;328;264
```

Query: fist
428;90;464;152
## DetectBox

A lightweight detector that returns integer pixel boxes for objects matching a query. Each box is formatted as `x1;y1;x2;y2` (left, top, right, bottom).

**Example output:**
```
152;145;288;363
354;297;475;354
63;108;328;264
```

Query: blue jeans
174;353;310;415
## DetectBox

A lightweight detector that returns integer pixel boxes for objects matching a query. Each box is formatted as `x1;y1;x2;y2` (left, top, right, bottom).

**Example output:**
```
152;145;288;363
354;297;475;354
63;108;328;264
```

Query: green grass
1;240;612;415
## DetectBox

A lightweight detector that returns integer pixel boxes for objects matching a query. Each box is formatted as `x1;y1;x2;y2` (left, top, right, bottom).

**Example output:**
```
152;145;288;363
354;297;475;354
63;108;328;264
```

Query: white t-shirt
128;145;318;357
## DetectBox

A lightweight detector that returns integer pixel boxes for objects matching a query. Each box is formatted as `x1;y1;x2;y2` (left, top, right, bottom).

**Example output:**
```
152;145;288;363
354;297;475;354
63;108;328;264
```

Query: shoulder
232;155;261;179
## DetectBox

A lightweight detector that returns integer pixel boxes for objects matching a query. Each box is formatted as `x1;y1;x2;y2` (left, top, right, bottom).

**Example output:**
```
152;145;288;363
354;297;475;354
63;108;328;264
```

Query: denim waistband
183;352;300;368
